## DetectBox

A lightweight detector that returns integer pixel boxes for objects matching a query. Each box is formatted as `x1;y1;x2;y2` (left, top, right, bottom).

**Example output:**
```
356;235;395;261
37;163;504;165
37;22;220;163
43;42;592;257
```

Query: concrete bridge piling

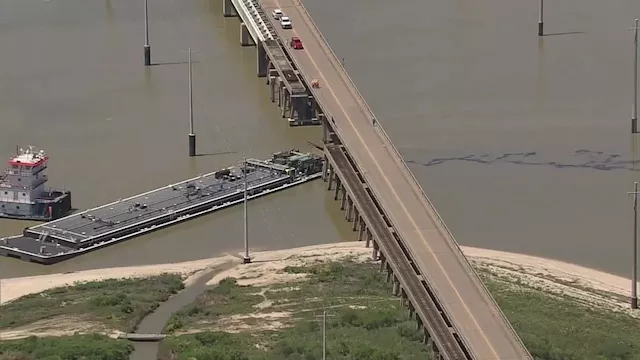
220;0;319;126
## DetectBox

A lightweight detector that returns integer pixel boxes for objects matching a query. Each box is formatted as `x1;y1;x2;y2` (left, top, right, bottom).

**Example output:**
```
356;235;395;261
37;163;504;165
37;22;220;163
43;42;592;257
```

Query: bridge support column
256;42;267;77
222;0;237;17
320;114;329;144
432;345;440;360
240;23;255;46
407;300;415;319
345;196;353;221
392;276;399;296
423;329;432;348
308;95;317;122
277;80;284;108
379;254;386;272
352;210;360;230
289;94;312;125
327;166;335;190
358;222;365;240
372;241;379;261
365;228;372;248
340;186;347;210
268;71;277;102
322;155;329;181
334;177;341;200
385;265;392;282
281;89;291;118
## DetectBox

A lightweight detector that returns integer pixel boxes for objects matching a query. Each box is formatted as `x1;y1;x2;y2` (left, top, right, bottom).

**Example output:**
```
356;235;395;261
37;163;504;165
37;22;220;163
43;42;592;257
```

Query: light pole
627;182;639;309
183;48;199;157
243;156;251;264
143;0;151;66
312;311;335;360
631;19;639;134
538;0;544;36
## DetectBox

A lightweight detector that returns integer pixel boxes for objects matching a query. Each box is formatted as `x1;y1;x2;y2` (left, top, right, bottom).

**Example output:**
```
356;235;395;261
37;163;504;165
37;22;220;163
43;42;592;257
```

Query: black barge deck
0;151;322;264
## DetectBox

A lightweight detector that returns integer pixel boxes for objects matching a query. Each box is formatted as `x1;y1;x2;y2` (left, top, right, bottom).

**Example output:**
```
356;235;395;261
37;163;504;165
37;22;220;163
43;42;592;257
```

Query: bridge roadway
257;0;534;359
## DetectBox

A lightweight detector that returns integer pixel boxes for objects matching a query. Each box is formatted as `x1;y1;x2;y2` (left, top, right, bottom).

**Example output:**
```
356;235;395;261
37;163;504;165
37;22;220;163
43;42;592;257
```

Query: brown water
1;0;639;280
302;0;640;277
0;0;351;279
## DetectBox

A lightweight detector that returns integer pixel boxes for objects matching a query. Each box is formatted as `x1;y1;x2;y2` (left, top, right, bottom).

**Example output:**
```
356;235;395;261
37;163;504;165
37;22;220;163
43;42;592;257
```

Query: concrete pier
223;0;237;17
240;23;255;46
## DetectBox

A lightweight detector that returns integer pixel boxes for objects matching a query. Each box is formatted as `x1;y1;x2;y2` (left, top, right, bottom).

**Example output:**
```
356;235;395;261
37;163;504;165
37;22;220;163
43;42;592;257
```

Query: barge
0;146;72;221
0;149;323;264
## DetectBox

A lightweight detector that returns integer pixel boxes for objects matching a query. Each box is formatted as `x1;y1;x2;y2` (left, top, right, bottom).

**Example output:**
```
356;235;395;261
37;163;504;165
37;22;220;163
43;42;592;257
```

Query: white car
272;9;283;20
280;16;292;29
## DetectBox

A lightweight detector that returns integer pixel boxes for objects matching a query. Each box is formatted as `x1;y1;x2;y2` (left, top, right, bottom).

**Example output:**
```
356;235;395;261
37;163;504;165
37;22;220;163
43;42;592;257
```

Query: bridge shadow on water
407;149;640;172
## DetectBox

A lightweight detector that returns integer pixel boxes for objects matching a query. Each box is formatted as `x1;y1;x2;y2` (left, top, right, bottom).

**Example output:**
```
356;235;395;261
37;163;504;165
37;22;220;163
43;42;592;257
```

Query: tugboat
0;146;72;221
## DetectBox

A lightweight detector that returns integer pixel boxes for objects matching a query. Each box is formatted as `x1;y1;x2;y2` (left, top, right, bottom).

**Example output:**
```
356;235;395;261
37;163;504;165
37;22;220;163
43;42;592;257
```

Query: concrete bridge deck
256;0;534;359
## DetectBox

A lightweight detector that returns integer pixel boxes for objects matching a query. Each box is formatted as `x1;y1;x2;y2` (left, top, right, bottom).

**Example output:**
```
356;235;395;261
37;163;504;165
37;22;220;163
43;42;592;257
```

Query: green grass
484;276;640;360
0;334;133;360
4;261;640;360
0;274;184;332
161;261;640;360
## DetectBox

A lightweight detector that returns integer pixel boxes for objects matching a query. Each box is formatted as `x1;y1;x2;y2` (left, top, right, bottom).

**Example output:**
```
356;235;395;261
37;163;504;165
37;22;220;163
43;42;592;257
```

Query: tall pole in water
143;0;151;66
632;19;639;134
630;21;640;310
243;157;251;264
185;48;198;157
628;182;639;309
538;0;544;36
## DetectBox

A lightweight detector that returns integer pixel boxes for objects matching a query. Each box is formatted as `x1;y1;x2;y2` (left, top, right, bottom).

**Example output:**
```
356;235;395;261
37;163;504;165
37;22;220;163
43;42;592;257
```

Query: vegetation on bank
2;262;640;360
160;262;640;360
484;276;640;360
0;274;184;333
0;334;133;360
162;262;430;360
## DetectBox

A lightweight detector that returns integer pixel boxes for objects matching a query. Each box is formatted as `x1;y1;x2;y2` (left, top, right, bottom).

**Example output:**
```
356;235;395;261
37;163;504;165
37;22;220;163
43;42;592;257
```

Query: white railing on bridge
231;0;275;43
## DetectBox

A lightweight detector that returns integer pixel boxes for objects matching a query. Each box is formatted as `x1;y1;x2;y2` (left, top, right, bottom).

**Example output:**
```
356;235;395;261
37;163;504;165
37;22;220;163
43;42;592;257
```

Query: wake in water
407;150;640;171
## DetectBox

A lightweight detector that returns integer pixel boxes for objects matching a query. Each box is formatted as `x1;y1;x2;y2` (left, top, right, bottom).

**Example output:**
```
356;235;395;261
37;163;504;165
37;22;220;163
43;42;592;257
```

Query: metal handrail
295;1;531;357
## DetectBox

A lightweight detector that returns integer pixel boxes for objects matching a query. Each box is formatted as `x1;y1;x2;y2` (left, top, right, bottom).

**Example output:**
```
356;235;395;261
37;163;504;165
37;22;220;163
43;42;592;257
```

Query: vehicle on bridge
280;16;292;29
272;8;283;20
290;36;303;50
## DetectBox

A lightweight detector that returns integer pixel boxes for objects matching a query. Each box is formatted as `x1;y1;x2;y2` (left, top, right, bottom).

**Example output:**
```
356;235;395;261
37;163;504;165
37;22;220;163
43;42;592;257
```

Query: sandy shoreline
2;241;638;309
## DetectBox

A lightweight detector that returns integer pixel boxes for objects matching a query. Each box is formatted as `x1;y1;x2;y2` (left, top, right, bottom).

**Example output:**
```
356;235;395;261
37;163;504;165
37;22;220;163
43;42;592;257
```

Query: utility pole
183;48;199;157
143;0;151;66
311;311;335;359
628;182;639;309
538;0;544;36
243;156;251;264
631;19;639;134
323;310;327;360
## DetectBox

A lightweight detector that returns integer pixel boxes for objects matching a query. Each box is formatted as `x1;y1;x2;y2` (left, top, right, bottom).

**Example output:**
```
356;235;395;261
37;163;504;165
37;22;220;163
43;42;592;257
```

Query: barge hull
0;173;321;265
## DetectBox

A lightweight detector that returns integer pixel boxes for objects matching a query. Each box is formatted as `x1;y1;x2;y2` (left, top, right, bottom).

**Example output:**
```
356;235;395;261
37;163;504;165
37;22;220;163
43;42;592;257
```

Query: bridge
118;333;166;342
222;0;535;359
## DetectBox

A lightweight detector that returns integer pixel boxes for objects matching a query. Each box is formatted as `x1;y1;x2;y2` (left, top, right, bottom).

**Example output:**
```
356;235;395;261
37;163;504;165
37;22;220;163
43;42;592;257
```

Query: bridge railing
231;0;265;42
296;1;531;356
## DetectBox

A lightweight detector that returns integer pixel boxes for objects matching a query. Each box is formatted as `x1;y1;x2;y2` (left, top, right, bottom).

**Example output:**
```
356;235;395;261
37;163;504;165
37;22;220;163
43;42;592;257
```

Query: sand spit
1;241;639;340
